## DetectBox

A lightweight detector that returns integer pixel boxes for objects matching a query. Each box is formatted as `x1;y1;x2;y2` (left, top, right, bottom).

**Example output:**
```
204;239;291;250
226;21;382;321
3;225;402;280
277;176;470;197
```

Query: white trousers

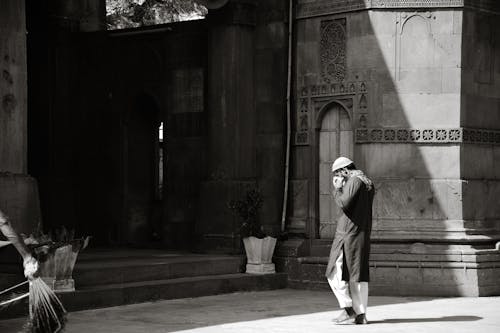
327;251;369;314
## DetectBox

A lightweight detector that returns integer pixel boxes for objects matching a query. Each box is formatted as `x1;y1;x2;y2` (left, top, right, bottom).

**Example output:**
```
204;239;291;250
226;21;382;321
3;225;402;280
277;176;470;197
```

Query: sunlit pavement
1;289;499;332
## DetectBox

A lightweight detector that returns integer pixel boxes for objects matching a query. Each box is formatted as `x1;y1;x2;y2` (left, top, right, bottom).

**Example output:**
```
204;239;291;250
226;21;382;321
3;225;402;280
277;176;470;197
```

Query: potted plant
228;187;277;274
26;227;90;292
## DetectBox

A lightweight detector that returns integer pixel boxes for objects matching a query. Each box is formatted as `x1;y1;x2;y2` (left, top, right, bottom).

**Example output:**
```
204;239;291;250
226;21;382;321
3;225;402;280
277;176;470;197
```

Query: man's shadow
369;316;482;324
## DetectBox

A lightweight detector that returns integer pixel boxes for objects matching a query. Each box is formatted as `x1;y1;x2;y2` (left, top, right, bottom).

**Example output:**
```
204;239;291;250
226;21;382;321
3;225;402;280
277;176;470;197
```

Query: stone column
196;0;257;253
0;0;41;235
458;7;500;296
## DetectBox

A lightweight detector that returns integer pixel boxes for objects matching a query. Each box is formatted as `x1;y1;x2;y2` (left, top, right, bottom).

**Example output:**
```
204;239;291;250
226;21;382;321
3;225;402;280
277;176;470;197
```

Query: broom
0;219;67;333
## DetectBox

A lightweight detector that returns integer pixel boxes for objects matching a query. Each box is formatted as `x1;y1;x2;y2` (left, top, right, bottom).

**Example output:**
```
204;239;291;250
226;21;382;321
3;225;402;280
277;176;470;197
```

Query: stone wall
291;8;466;241
283;1;500;296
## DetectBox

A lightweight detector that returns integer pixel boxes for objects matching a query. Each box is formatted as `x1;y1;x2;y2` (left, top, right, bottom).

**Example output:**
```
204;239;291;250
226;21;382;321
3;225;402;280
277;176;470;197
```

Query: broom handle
0;292;29;306
0;280;29;296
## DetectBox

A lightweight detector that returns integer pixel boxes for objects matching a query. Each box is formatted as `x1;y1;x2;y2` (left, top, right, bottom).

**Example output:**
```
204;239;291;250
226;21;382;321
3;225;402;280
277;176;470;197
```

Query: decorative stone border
355;128;500;144
300;81;367;97
296;0;500;19
294;82;367;146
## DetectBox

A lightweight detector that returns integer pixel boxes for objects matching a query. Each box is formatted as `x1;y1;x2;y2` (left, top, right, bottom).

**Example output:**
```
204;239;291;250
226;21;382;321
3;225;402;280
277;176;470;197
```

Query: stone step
73;255;245;287
0;250;287;319
0;273;288;319
310;240;500;258
1;254;246;290
286;251;500;296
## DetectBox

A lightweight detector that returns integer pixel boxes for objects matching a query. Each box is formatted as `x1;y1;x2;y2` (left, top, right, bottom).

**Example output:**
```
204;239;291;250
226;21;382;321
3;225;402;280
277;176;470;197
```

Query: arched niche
311;100;354;239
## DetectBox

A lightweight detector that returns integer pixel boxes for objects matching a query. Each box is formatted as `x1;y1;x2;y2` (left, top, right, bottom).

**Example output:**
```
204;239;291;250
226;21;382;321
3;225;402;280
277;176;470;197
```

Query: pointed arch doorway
317;101;353;239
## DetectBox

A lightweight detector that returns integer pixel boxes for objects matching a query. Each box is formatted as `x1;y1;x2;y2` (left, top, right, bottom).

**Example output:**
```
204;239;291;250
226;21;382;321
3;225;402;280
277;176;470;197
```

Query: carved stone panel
320;18;346;84
356;127;500;145
295;97;310;146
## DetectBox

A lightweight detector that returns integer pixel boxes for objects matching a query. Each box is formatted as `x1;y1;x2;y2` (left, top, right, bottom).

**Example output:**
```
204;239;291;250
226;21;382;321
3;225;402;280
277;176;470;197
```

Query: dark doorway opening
121;93;162;246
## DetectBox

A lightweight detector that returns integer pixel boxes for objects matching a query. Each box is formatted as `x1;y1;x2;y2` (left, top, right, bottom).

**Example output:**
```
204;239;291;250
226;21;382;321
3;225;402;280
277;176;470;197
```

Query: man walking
325;157;375;325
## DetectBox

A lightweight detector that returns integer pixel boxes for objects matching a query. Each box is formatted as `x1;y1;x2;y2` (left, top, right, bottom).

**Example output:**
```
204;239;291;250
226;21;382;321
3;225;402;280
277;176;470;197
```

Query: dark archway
122;92;161;245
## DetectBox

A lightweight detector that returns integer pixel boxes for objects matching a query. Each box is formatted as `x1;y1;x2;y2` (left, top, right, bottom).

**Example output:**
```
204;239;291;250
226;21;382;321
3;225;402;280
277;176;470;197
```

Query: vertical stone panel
207;23;255;180
288;179;308;231
319;18;346;83
0;0;27;173
461;10;500;129
461;10;500;238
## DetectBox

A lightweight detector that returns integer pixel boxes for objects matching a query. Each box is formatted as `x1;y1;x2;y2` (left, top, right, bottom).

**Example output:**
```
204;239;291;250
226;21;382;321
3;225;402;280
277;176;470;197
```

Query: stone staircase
0;249;287;319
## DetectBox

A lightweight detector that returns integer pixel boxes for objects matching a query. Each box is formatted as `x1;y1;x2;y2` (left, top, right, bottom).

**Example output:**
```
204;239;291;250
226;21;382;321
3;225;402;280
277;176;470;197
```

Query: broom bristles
26;278;67;333
0;280;29;309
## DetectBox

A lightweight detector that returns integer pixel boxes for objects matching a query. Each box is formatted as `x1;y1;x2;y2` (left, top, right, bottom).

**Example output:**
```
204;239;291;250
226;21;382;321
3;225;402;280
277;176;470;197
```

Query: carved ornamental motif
320;19;346;84
355;128;500;145
295;81;367;146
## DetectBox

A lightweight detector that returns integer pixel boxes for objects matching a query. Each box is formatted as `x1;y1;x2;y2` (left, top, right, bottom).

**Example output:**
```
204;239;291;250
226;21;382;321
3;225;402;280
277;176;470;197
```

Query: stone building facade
1;0;499;296
280;0;500;296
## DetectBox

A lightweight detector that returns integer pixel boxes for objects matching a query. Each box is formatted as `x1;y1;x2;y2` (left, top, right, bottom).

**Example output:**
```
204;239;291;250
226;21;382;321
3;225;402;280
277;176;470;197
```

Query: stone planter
242;236;277;274
36;238;88;292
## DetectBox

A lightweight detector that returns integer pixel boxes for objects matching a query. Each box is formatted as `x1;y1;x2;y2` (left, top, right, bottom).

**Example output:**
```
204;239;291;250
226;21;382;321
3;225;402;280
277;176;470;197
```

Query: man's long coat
325;175;375;282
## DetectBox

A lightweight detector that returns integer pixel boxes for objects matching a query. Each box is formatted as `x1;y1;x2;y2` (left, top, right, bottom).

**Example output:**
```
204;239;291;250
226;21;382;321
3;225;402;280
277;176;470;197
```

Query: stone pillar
254;0;287;237
196;0;257;253
458;7;500;296
0;0;41;235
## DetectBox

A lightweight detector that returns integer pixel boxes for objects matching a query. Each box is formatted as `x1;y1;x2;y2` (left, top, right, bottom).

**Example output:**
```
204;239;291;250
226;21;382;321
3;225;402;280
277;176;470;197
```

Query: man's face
333;168;348;178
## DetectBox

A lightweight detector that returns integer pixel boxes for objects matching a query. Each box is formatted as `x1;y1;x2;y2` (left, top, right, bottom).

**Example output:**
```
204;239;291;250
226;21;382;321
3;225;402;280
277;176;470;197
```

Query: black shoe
355;313;368;325
333;307;356;325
